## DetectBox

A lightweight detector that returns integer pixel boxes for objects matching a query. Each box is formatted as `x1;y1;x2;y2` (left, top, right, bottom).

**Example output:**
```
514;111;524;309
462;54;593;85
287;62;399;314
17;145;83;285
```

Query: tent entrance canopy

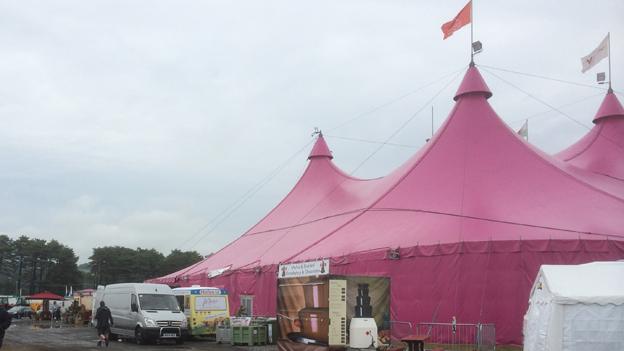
523;261;624;351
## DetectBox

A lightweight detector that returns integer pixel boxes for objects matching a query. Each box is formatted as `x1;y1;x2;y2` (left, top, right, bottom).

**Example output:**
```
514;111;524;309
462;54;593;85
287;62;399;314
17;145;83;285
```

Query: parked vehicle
8;305;34;319
0;295;18;308
92;283;188;344
0;295;9;307
172;286;229;337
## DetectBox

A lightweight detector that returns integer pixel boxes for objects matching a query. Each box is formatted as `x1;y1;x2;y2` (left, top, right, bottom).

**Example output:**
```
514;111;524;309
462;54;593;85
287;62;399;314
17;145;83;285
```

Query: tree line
89;247;203;286
0;234;203;296
0;235;82;296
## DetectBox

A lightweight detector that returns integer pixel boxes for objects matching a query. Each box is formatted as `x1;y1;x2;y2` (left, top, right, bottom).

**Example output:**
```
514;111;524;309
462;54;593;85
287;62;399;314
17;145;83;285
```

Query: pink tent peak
593;90;624;123
454;64;493;101
308;132;333;159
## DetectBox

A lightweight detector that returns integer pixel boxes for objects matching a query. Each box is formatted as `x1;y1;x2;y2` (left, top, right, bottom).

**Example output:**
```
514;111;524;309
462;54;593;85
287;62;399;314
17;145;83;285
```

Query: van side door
129;293;139;330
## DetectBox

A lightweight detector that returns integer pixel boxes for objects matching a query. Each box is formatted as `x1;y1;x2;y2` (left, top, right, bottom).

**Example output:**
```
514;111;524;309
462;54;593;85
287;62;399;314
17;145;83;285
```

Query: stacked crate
231;325;268;346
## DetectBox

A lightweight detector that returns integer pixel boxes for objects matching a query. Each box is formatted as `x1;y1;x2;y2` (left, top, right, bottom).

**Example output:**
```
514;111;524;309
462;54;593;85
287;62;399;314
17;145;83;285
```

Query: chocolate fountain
349;284;378;348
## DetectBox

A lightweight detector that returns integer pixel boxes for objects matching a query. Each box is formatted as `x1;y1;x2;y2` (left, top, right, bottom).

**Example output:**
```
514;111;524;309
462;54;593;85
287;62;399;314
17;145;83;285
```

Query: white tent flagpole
608;32;612;93
470;0;474;64
431;106;434;137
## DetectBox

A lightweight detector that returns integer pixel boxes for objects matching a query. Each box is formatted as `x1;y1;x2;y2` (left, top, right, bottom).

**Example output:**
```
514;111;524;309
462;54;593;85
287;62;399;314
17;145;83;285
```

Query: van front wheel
135;327;145;345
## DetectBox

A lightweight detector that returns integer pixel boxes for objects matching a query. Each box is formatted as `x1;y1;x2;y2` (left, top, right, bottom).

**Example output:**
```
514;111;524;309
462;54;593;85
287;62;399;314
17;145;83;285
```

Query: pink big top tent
150;66;624;344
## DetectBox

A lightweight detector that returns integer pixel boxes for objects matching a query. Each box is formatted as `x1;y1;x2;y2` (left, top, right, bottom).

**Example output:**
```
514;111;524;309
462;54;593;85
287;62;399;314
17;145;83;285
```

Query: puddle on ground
29;322;73;330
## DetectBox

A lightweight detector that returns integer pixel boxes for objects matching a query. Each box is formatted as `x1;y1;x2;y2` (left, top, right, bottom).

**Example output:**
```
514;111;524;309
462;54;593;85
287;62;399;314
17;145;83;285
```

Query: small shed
523;261;624;351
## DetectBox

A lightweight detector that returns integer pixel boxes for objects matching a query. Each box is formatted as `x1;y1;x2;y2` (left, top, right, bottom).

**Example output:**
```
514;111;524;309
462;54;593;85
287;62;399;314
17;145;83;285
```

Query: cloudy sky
1;1;622;263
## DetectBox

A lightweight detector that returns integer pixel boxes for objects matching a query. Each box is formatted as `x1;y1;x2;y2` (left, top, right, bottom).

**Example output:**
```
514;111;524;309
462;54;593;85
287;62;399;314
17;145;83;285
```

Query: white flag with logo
581;34;609;73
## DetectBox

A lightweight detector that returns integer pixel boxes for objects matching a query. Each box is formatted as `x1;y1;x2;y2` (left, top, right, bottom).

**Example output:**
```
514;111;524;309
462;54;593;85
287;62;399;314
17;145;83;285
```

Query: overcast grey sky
1;1;622;263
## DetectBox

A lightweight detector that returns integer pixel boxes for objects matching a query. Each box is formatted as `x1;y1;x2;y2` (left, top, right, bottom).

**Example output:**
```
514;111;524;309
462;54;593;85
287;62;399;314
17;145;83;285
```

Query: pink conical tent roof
308;133;333;159
157;66;624;280
454;63;492;101
556;91;624;181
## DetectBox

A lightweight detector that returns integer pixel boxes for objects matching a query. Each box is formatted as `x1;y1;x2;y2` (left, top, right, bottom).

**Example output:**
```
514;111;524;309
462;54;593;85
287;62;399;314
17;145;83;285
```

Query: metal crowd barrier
390;320;414;337
414;322;496;351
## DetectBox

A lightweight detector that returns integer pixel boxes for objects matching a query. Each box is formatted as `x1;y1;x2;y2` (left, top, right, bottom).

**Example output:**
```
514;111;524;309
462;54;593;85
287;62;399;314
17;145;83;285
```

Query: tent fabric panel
292;210;608;262
375;96;624;238
290;211;461;261
171;212;362;279
181;239;624;345
556;92;624;182
561;119;624;182
247;159;356;234
541;262;624;305
203;268;278;318
523;271;554;351
155;232;286;282
248;159;391;235
557;162;624;199
247;212;363;265
332;240;624;344
523;301;552;351
562;303;624;351
195;232;281;270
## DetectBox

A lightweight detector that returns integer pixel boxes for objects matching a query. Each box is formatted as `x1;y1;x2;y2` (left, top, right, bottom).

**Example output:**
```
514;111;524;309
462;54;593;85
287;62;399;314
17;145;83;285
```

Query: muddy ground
2;319;277;351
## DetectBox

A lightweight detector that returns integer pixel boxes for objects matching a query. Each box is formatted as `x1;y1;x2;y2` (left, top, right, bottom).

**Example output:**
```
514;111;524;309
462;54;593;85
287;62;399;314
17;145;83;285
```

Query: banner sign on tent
207;265;231;278
278;259;329;278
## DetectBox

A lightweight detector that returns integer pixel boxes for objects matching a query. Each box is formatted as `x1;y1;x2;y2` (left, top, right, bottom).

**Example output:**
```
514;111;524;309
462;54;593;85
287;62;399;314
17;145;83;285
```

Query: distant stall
73;289;95;311
71;289;95;324
26;291;64;320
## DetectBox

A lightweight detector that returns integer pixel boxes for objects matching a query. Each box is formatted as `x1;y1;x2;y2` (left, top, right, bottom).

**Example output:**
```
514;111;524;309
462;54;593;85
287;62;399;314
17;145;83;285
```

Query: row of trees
89;247;203;286
0;235;82;296
0;234;204;295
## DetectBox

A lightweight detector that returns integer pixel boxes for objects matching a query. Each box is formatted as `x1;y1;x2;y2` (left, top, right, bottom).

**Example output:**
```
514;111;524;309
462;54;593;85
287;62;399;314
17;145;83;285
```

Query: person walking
52;301;61;323
94;301;113;347
0;305;12;349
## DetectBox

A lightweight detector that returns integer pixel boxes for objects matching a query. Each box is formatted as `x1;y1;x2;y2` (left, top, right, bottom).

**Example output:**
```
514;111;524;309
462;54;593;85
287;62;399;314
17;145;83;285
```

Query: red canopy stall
27;291;65;321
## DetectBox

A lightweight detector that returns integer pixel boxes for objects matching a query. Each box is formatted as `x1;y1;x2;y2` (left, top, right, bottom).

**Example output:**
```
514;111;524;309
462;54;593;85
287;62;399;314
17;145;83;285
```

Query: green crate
231;325;267;346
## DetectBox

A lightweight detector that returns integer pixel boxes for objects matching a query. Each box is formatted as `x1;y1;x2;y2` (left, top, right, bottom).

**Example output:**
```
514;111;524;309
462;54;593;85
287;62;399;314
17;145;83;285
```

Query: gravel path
2;320;278;351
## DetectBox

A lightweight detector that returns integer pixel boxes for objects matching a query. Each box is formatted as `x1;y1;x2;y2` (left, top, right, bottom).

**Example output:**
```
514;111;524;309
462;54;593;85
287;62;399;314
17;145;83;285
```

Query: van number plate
163;333;177;337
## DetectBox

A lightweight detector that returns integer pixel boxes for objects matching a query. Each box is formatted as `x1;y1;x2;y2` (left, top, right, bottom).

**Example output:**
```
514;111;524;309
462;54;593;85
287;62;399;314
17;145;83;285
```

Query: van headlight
181;318;188;328
143;317;157;327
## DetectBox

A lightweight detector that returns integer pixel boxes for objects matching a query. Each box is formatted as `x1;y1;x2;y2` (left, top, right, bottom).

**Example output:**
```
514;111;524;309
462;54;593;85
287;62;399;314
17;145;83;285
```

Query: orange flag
441;1;472;40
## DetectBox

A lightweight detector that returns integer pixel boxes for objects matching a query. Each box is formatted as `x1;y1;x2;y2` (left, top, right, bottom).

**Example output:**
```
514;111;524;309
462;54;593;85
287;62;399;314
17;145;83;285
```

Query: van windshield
195;296;227;312
138;294;180;311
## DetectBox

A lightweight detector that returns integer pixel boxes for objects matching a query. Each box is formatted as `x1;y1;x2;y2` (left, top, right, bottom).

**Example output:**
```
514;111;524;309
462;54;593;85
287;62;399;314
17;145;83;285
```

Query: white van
93;283;188;344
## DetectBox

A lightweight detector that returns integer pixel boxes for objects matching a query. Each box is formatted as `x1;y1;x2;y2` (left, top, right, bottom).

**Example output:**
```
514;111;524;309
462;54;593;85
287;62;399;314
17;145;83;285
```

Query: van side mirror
131;303;138;312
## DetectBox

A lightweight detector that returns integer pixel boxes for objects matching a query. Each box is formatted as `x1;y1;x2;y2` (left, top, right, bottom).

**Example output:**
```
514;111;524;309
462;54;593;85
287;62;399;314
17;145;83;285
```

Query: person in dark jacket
0;305;12;349
52;301;61;322
94;301;114;347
